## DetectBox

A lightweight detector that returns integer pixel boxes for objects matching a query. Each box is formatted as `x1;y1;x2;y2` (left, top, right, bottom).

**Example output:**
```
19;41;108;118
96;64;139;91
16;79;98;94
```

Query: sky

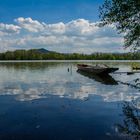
0;0;127;53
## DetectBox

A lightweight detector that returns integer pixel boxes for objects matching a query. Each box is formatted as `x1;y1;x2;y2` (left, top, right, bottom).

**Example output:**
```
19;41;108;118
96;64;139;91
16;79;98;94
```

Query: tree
99;0;140;50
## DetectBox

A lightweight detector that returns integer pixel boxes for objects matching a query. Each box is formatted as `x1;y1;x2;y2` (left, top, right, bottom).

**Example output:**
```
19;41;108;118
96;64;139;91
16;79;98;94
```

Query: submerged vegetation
0;48;140;60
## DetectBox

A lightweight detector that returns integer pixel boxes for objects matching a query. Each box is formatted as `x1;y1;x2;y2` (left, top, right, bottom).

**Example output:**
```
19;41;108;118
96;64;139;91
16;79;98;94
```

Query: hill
35;48;51;53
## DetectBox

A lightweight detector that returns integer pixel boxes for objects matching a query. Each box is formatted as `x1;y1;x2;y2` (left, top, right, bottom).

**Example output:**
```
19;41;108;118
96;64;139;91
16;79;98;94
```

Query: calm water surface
0;61;140;140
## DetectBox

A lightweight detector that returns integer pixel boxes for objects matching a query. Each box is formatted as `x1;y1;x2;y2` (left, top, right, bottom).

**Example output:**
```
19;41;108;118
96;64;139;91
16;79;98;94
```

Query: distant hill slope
35;48;51;53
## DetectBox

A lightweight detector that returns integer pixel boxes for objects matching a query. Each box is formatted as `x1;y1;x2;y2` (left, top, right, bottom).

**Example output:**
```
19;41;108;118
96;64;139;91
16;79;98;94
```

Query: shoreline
0;60;140;63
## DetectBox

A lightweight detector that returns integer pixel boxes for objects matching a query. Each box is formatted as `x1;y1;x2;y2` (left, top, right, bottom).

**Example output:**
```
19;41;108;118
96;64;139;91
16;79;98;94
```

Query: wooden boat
77;69;118;85
77;64;119;75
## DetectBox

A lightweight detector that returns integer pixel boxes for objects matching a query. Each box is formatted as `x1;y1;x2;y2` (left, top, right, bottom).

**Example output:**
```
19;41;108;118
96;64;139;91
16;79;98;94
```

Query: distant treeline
0;49;140;60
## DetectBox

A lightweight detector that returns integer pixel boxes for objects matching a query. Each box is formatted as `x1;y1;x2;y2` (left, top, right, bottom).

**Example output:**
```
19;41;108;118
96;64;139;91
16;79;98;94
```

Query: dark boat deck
77;64;119;75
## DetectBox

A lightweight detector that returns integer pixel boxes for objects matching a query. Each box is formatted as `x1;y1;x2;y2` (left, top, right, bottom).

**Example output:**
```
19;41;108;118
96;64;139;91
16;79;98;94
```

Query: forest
0;49;140;60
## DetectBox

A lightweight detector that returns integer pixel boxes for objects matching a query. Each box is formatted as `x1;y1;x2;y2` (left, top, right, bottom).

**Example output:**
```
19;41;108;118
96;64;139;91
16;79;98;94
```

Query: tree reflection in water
118;78;140;92
117;101;140;140
117;78;140;139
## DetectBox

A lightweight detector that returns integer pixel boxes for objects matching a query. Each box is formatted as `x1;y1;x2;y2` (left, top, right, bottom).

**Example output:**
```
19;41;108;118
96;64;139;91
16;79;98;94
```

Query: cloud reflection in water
0;62;139;103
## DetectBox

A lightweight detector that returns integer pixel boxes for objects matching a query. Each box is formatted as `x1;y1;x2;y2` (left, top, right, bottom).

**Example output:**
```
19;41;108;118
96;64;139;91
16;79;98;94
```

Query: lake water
0;61;140;140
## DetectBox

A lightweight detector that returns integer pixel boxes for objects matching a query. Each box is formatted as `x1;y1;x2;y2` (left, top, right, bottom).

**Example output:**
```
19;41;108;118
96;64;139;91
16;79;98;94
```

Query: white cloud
45;22;66;35
15;17;44;32
0;23;20;34
66;19;92;35
0;17;126;53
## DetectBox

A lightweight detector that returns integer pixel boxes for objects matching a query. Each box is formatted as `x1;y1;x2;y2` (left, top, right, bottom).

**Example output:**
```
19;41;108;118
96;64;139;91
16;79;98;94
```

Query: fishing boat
77;64;119;75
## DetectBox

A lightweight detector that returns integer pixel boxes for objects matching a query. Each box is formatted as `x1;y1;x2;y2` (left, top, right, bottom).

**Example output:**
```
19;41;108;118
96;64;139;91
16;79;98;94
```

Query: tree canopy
0;49;140;60
99;0;140;50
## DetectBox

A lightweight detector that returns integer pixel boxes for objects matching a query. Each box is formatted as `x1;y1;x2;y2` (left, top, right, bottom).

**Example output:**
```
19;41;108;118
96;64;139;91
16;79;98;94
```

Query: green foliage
99;0;140;50
0;49;140;60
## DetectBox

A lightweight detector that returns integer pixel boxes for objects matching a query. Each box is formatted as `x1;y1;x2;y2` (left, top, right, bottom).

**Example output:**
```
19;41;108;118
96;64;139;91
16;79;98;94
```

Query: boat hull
77;64;118;75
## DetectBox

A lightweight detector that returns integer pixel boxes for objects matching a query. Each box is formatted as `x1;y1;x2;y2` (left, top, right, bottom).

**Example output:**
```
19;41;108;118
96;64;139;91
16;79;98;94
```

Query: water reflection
117;101;140;140
0;62;60;70
77;69;118;85
0;62;139;103
0;61;140;140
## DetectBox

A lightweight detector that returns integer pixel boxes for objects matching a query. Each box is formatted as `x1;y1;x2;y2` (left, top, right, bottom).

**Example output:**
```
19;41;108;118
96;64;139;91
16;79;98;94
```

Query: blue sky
0;0;104;23
0;0;126;53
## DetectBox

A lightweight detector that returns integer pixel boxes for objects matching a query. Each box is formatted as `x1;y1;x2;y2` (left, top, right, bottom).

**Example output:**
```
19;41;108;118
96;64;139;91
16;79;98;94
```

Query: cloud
45;22;66;35
15;17;44;32
0;23;20;34
0;17;126;53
